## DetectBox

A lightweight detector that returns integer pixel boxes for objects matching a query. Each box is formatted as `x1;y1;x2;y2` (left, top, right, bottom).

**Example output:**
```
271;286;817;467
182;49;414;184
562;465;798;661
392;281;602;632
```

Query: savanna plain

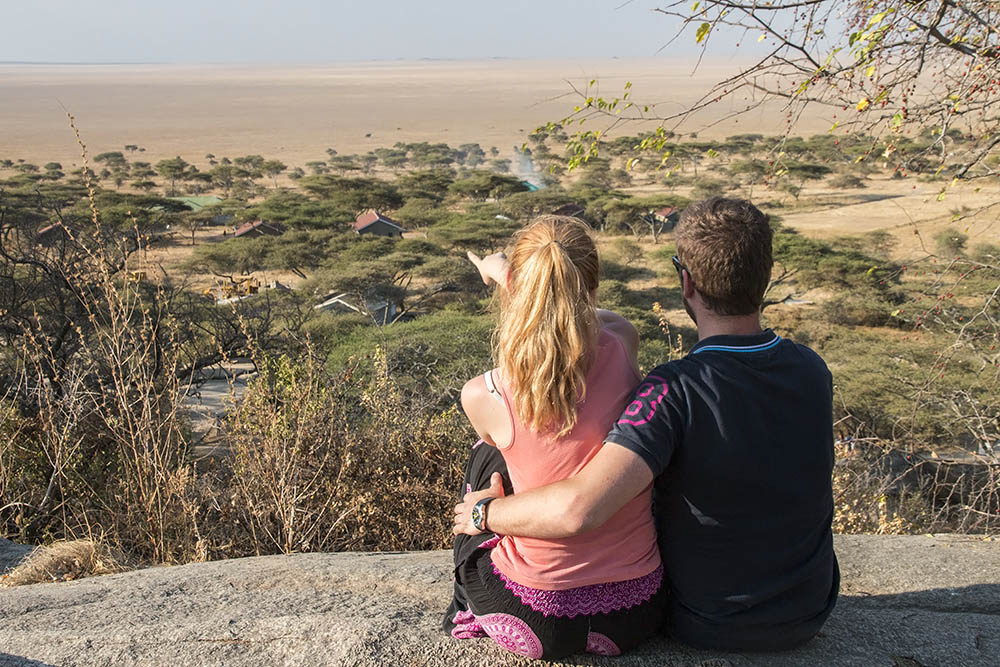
1;59;998;584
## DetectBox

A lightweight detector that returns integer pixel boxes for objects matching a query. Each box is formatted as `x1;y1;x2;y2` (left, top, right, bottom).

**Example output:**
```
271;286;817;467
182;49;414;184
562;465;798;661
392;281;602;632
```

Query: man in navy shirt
454;197;839;651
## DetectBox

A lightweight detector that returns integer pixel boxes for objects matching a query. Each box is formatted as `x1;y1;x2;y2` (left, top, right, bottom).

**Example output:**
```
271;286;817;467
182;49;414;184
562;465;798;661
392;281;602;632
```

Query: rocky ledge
1;535;998;666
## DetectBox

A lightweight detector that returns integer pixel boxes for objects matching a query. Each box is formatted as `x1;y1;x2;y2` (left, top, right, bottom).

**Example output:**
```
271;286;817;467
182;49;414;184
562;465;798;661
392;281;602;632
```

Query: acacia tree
155;156;191;196
262;159;287;188
210;163;236;197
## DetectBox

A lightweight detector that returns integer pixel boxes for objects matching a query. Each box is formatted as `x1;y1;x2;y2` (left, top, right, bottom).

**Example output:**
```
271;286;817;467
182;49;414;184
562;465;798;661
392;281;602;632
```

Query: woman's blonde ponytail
495;216;600;437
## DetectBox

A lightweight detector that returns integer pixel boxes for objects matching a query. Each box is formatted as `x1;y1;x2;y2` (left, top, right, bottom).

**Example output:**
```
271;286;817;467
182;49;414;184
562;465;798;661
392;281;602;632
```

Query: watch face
472;498;492;532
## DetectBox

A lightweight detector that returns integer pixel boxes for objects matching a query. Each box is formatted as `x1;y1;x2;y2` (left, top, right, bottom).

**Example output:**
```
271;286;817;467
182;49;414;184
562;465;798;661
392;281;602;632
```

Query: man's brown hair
674;197;773;316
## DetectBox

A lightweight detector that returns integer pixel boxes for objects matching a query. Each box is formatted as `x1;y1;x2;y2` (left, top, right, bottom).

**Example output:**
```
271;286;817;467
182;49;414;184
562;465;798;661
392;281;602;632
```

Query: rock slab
1;535;998;666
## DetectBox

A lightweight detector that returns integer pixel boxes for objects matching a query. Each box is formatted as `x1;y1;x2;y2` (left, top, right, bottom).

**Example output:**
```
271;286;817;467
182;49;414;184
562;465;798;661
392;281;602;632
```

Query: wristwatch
471;497;495;533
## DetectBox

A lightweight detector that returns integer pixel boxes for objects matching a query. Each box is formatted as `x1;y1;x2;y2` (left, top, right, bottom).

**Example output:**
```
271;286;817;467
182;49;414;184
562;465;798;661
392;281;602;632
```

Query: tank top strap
483;369;504;404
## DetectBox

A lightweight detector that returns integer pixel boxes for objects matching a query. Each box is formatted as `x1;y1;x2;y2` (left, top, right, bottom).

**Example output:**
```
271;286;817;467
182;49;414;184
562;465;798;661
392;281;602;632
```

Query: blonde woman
444;216;663;660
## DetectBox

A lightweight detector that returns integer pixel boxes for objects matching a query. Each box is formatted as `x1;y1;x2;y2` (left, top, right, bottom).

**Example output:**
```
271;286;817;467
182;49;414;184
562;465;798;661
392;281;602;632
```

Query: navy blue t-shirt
605;329;839;651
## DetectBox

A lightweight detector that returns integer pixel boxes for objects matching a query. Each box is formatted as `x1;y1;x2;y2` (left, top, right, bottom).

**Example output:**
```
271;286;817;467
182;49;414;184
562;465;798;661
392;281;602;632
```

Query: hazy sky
1;1;703;64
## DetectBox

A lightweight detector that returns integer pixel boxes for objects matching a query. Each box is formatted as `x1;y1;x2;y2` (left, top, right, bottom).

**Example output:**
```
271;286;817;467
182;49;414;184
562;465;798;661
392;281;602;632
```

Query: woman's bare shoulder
461;370;507;448
461;373;490;408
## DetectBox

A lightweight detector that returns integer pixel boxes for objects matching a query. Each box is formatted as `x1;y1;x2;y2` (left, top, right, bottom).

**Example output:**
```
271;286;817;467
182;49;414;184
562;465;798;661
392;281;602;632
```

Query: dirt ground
767;176;999;255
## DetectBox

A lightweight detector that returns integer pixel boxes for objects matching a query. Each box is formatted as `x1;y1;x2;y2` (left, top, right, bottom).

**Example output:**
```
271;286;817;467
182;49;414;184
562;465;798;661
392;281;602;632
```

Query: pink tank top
489;329;661;590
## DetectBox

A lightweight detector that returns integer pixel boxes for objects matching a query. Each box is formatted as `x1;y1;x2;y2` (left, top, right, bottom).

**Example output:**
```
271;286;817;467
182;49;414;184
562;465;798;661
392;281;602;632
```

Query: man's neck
695;313;764;341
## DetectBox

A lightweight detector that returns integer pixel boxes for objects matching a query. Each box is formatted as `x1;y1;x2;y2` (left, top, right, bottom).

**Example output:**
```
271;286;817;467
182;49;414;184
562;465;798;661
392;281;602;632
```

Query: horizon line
0;55;686;67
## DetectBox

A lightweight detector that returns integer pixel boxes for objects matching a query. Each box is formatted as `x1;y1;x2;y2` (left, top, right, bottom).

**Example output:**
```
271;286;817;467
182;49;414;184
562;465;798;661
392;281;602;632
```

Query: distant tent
314;292;402;326
170;195;224;212
233;220;285;238
641;206;682;236
653;206;680;222
170;195;231;225
353;211;405;238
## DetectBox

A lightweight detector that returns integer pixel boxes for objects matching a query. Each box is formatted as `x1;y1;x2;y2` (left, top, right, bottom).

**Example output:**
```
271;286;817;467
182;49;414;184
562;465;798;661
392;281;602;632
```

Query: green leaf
695;22;711;44
867;9;894;28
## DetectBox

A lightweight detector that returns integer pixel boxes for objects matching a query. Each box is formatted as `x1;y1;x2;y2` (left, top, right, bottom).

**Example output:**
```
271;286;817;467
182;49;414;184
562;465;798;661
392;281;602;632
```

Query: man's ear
682;270;697;300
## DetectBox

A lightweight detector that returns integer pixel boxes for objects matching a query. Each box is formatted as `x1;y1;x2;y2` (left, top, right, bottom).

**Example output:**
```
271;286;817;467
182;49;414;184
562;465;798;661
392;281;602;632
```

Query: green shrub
829;173;866;189
690;177;731;199
971;243;1000;265
605;238;643;266
820;288;903;328
325;310;494;400
934;228;968;256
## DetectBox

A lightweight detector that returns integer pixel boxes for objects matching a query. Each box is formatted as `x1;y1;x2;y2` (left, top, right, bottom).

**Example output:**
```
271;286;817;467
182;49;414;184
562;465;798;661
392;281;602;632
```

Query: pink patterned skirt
450;541;665;660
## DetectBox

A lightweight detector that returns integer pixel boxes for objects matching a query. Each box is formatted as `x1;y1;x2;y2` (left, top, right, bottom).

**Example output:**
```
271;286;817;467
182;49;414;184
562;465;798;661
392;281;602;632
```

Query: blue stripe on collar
692;335;783;355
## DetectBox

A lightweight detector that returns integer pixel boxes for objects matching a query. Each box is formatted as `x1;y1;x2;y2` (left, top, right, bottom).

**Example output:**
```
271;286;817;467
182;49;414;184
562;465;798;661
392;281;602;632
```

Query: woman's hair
495;215;600;437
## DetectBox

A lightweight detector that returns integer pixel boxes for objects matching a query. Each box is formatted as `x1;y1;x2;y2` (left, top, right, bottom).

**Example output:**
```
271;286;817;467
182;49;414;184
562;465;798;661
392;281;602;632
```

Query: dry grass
1;539;124;587
833;441;1000;535
216;345;471;555
0;119;205;564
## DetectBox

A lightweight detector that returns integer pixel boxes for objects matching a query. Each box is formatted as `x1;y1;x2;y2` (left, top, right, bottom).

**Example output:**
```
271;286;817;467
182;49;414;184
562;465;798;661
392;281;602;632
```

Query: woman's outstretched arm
467;251;510;288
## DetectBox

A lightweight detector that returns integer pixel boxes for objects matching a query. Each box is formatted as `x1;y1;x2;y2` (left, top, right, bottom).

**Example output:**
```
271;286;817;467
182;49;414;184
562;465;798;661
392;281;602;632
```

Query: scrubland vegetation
0;118;997;584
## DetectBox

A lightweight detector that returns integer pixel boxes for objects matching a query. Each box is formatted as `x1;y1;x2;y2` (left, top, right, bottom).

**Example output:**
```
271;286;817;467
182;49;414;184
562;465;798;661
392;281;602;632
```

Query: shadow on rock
843;582;1000;614
0;654;57;667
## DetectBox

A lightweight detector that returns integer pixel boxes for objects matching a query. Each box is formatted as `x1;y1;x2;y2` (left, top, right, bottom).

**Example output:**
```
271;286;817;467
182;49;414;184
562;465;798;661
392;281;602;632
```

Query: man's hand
453;471;505;536
467;251;510;288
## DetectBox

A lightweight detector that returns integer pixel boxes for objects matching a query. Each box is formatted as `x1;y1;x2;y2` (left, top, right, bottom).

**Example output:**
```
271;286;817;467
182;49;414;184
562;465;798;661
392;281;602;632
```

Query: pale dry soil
0;59;832;169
